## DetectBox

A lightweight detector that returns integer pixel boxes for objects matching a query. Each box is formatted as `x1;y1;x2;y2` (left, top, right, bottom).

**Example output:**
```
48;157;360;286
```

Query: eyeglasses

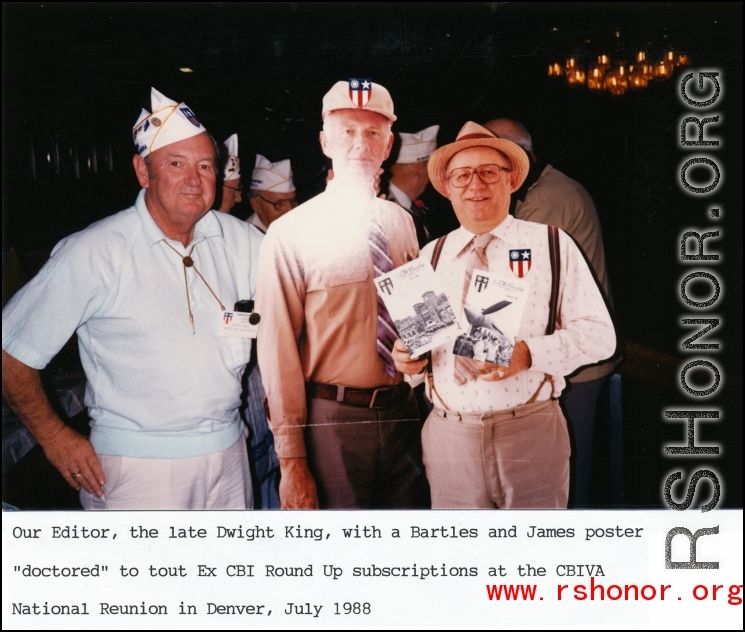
447;164;512;188
255;194;299;213
224;183;243;194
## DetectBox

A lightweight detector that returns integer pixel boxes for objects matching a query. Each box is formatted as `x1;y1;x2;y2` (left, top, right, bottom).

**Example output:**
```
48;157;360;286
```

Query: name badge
218;311;260;338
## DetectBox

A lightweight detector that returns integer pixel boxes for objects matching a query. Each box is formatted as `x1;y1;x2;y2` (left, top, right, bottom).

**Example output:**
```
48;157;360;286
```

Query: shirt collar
324;177;377;208
136;188;224;247
449;214;520;259
388;182;412;210
247;212;267;234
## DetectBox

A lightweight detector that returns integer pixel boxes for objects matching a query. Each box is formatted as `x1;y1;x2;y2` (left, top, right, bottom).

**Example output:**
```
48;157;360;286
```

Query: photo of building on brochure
376;259;460;356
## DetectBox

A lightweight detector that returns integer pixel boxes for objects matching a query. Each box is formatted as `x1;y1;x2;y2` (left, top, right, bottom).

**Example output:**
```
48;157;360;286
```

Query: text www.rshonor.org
485;580;743;603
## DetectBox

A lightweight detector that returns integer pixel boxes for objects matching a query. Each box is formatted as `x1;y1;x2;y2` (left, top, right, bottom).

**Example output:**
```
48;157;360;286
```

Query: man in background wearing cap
216;137;281;509
2;88;262;509
484;118;619;508
247;154;298;234
256;79;427;509
217;133;243;213
386;125;439;248
393;122;615;509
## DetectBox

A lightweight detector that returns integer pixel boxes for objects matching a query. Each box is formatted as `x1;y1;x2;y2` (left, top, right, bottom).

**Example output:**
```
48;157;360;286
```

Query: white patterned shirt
411;215;615;413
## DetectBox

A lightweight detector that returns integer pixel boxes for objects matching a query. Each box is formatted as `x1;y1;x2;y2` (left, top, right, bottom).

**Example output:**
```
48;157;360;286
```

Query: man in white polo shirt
1;88;262;509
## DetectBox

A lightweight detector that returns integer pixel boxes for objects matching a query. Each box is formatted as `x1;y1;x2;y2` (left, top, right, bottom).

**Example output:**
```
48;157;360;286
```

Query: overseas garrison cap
322;79;397;123
396;125;440;164
251;154;295;193
132;87;206;157
223;134;241;182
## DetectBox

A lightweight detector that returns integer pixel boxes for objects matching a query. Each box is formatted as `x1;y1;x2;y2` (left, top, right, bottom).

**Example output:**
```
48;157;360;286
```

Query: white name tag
218;311;260;338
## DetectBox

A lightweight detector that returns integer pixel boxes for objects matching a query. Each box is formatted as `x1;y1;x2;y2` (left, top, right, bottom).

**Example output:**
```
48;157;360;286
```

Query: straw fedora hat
427;121;530;197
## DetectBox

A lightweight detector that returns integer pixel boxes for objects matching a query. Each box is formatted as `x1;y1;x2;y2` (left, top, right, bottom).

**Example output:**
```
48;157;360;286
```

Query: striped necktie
369;219;398;377
454;233;495;385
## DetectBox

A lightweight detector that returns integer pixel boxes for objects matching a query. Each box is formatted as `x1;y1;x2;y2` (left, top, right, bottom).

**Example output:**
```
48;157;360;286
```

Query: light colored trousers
422;398;570;509
80;429;253;510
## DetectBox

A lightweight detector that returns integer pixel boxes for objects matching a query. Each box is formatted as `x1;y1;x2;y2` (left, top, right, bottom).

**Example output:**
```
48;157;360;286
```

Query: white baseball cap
321;79;396;122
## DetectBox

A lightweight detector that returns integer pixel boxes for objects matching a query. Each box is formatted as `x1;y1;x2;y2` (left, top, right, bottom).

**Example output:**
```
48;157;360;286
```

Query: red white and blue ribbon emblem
349;78;372;107
509;249;532;278
180;106;201;128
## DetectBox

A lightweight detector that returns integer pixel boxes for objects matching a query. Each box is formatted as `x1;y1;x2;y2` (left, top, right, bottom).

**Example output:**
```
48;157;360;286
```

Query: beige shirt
256;180;418;458
412;216;616;413
515;164;616;381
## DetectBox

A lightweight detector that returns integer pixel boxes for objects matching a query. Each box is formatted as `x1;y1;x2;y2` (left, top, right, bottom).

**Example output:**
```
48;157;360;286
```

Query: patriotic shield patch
349;78;372;107
179;106;201;128
509;249;532;278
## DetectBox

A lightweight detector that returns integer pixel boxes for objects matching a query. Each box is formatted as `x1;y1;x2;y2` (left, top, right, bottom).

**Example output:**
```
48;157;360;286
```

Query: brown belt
307;381;409;409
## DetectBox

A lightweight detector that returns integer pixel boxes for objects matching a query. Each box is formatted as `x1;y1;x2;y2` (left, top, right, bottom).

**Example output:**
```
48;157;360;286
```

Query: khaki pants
422;399;570;509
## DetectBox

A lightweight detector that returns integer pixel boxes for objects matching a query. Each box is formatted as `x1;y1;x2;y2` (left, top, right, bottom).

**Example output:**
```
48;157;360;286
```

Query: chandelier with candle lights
548;34;690;96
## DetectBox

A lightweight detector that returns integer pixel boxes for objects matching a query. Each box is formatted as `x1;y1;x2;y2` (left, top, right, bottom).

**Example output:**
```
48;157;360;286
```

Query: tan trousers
422;399;570;509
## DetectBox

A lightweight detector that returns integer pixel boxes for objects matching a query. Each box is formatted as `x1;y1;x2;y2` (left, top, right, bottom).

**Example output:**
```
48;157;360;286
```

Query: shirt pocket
220;337;252;372
320;267;373;323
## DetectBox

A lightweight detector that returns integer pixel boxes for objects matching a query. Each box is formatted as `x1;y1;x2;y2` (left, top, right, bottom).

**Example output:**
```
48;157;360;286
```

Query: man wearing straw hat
256;79;426;509
2;88;261;509
392;122;615;509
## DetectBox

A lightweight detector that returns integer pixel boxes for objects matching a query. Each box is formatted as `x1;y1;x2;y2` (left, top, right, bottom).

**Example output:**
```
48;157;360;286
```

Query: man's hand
477;340;532;382
278;457;319;509
40;424;105;497
392;339;427;376
2;350;105;496
374;167;386;199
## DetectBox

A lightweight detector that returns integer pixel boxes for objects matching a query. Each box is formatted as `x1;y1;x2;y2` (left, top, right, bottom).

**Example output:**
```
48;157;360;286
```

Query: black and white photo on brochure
2;2;741;512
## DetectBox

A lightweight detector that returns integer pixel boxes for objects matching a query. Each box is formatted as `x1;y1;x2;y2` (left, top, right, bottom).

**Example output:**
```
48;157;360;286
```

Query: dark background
3;2;742;508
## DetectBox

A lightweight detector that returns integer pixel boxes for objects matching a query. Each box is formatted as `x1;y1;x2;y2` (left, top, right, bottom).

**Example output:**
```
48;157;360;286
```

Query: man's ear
418;160;430;181
133;154;150;189
249;196;260;214
509;167;519;192
382;132;394;162
441;178;453;200
319;131;332;159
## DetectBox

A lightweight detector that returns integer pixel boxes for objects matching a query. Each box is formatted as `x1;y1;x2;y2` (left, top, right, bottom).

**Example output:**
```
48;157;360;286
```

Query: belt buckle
368;387;390;408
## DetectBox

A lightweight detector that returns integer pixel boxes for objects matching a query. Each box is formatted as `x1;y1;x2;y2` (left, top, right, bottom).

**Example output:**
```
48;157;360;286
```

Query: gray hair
483;118;533;154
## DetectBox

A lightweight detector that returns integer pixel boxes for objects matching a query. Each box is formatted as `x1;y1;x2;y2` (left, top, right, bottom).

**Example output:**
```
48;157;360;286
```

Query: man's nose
467;170;488;190
352;133;370;152
184;164;202;186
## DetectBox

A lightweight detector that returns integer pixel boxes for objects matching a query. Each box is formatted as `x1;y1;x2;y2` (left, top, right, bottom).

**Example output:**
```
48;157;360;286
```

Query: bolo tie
162;241;225;334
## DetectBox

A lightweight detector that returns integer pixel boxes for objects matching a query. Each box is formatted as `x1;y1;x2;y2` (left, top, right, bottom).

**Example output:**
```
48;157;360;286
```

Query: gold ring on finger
71;471;81;480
